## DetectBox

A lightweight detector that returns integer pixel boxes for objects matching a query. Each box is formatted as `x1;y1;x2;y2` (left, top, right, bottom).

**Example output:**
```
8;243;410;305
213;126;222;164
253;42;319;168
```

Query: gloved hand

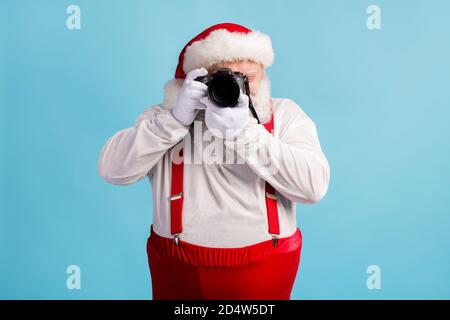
170;67;209;126
200;90;251;140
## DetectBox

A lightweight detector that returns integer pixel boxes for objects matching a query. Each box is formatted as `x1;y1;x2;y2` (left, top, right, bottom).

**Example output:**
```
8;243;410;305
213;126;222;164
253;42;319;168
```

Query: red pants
146;225;302;300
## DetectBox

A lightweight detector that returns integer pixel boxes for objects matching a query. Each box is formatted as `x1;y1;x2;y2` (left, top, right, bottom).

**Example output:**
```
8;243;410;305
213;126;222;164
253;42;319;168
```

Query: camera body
194;68;250;108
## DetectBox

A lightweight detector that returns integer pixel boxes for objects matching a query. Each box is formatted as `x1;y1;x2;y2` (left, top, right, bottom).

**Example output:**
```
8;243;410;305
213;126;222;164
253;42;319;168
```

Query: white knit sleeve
225;99;330;203
98;105;189;185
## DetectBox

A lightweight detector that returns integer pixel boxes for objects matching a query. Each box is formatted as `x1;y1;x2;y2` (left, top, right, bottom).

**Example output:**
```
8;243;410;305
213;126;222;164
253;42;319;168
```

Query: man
98;22;330;299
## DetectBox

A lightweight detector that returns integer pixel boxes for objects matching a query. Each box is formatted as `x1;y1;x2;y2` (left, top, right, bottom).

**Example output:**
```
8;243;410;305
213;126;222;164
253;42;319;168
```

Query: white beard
250;71;272;124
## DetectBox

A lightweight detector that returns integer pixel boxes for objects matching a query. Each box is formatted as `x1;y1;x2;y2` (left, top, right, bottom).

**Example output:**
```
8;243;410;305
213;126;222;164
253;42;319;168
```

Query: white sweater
98;98;330;247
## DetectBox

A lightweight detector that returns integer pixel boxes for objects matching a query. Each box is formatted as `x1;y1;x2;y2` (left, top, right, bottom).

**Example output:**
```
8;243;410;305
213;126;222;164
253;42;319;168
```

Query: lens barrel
194;68;246;108
208;75;241;108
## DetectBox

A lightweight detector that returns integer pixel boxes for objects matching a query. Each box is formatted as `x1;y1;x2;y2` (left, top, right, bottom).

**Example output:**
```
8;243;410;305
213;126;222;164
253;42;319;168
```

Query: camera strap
169;112;280;246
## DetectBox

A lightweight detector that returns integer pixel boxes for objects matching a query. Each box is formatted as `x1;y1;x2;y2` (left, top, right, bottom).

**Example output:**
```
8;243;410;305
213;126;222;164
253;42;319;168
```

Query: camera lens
208;76;241;108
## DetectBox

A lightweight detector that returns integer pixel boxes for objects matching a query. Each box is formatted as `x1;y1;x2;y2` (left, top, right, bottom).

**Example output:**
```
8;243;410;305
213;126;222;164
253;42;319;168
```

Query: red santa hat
162;22;274;109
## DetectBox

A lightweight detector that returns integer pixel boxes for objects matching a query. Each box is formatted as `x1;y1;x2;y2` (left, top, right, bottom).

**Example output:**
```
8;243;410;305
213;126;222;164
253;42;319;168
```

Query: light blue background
1;0;449;299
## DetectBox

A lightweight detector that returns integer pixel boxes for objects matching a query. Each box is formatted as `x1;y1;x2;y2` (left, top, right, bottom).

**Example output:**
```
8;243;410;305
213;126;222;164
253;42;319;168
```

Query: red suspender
262;114;280;246
169;148;183;244
169;114;280;246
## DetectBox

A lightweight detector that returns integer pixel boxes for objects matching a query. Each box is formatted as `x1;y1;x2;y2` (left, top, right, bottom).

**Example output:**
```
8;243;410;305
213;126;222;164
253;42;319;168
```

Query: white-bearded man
98;22;330;300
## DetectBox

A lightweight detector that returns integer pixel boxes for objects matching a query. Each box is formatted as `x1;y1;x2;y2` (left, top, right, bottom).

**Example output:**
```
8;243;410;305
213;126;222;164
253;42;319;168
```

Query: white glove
200;90;251;140
170;67;209;126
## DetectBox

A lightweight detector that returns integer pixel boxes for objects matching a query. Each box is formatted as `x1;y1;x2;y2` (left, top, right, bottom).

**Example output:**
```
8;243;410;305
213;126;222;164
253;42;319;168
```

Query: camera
194;68;249;108
194;68;261;123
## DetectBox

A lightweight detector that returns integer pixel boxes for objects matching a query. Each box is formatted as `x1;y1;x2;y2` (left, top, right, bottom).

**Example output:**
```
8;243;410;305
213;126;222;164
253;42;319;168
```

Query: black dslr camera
194;68;261;123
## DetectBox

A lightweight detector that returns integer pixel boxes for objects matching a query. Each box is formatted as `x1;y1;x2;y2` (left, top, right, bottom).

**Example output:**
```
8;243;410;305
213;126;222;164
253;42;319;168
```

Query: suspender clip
265;192;277;200
271;234;279;247
170;192;183;201
173;234;181;246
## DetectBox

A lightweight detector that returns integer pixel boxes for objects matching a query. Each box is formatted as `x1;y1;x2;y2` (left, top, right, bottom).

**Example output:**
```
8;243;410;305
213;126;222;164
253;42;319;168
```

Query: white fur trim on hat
162;28;274;109
182;29;274;75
